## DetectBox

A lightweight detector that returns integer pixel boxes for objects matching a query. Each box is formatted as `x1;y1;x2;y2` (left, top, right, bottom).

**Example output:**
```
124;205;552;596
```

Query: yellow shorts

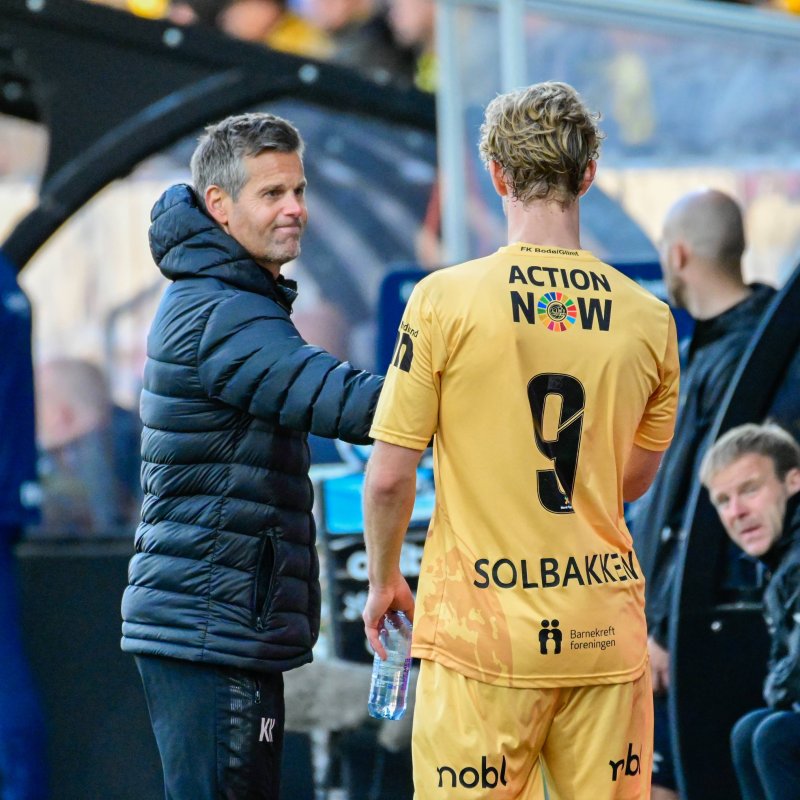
412;659;653;800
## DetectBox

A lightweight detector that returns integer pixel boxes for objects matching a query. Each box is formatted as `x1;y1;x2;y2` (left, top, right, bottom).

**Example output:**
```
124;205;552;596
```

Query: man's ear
204;185;231;228
785;467;800;496
671;240;692;273
488;160;510;198
577;159;597;198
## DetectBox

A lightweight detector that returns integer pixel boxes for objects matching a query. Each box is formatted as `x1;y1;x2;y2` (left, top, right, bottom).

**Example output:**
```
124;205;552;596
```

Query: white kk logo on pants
259;717;275;743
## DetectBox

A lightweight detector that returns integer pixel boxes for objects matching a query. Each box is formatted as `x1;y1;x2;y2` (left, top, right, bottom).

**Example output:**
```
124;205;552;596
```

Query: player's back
387;243;678;687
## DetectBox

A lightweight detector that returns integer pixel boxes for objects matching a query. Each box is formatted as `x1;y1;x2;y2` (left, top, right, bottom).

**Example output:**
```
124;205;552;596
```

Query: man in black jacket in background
121;112;383;800
630;188;775;799
701;422;800;800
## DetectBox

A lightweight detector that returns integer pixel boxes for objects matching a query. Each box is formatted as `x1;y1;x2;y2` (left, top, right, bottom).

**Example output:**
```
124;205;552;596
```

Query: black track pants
135;655;285;800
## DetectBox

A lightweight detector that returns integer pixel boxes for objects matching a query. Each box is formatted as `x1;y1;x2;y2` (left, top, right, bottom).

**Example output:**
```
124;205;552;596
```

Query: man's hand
363;575;415;660
649;636;670;694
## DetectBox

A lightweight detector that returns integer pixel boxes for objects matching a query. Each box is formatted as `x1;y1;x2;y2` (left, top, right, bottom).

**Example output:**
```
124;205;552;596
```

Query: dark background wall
17;540;317;800
17;540;163;799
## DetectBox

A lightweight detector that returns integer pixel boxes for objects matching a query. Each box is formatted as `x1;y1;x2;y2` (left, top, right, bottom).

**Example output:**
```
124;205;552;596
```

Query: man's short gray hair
190;112;304;211
700;422;800;487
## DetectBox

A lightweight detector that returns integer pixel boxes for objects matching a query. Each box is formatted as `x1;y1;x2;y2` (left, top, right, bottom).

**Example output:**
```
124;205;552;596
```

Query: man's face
221;150;308;273
708;453;800;558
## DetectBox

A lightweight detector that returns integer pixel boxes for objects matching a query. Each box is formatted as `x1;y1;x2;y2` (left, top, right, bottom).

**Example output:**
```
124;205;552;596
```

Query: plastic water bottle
368;610;412;720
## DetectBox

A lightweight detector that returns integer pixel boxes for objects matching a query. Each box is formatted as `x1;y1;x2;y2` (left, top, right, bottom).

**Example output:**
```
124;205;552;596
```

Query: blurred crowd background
3;2;800;798
3;0;800;540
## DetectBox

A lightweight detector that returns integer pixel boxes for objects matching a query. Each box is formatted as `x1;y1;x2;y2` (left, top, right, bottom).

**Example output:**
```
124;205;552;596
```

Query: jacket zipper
255;532;276;631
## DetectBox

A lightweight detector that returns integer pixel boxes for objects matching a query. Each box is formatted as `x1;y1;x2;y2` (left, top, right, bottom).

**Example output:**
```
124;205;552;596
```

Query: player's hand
649;636;670;694
362;576;415;660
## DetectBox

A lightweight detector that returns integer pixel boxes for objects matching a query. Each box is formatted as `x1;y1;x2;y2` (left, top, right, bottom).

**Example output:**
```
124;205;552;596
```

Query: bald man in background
630;189;775;798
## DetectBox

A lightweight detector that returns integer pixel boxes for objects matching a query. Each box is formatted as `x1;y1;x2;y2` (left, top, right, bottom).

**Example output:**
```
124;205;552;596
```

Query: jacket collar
760;491;800;572
688;284;774;360
149;184;297;312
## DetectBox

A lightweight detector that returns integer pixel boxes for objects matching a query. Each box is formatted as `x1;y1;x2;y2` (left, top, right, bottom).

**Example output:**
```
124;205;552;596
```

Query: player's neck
505;196;582;251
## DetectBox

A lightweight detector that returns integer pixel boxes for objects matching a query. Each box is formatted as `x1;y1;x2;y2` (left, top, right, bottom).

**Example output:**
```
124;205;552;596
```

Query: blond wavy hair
479;82;603;208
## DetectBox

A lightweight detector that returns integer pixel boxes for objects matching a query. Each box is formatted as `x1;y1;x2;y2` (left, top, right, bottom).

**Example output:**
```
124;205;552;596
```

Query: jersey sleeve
634;311;680;452
369;283;446;450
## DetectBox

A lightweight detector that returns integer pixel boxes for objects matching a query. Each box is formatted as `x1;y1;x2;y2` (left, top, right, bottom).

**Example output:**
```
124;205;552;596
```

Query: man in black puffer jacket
121;112;383;800
629;189;775;798
701;422;800;800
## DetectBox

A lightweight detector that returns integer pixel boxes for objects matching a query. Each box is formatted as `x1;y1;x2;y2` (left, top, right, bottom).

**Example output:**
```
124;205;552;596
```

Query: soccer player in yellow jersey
362;81;680;799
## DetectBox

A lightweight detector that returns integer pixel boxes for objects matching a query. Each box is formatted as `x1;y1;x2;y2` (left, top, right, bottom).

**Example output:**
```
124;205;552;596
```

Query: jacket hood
148;184;298;307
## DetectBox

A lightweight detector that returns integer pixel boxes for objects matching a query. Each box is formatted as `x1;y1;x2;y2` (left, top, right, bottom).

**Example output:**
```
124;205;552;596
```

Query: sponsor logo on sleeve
391;321;418;372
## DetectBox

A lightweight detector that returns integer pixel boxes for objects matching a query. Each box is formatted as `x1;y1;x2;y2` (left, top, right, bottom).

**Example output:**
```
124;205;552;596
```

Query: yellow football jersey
370;243;680;688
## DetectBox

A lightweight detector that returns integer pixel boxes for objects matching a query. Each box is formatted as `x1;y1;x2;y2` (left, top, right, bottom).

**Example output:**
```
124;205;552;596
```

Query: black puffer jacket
761;493;800;709
631;284;775;644
121;185;383;673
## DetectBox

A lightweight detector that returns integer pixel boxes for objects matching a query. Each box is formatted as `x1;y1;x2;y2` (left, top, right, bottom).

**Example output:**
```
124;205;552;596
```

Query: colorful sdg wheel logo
537;291;577;332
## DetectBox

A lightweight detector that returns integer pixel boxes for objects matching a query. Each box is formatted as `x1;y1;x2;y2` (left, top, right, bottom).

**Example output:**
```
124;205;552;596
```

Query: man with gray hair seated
701;422;800;800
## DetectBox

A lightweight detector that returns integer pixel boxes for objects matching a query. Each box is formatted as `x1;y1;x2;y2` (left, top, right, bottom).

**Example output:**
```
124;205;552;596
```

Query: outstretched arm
197;293;382;443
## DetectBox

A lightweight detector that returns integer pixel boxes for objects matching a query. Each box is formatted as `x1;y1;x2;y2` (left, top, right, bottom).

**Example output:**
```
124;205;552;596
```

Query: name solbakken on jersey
473;549;639;590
